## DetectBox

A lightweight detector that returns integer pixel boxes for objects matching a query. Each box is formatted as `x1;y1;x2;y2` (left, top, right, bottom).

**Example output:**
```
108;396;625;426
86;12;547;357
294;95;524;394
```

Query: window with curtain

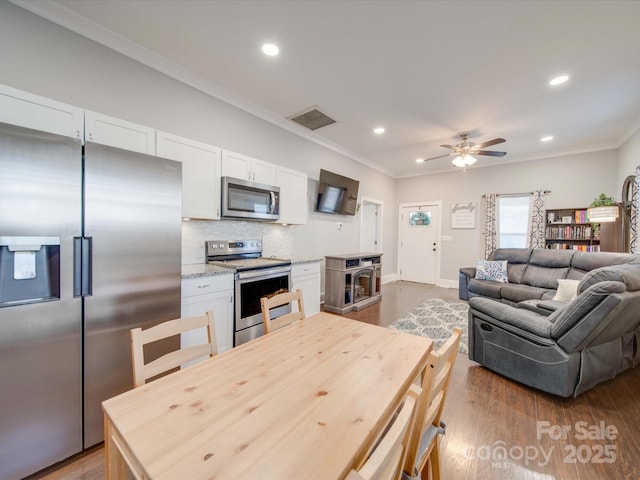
497;195;531;248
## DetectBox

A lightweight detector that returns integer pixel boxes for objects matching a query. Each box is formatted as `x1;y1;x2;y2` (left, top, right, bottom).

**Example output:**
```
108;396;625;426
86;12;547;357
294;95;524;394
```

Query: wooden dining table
102;311;432;480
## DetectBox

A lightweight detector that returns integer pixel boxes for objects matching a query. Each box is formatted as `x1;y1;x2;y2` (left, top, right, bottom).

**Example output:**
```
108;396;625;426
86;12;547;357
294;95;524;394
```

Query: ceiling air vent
288;107;336;131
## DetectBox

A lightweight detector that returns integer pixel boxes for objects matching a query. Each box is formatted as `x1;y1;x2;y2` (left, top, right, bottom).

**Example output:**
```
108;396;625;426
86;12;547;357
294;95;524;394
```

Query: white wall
0;2;397;277
396;150;619;283
2;2;634;291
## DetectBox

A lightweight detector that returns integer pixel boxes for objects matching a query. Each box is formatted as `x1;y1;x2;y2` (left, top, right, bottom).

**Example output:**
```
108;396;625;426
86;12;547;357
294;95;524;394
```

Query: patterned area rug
388;298;469;354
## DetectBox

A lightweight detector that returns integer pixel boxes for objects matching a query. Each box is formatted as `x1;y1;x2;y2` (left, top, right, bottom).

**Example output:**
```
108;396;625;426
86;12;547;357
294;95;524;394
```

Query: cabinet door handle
197;284;210;289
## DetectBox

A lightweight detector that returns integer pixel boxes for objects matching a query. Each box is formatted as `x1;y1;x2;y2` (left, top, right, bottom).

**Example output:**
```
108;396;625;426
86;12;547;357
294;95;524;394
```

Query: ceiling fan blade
422;153;453;162
439;144;457;150
473;138;505;149
474;150;507;157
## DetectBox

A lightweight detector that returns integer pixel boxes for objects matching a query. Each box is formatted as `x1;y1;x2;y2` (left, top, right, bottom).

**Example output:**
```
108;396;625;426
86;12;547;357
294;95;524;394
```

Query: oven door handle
236;265;291;280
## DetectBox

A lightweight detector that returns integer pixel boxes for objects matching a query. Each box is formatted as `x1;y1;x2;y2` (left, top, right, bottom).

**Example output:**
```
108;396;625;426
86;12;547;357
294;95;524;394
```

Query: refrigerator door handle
73;237;82;297
81;237;93;297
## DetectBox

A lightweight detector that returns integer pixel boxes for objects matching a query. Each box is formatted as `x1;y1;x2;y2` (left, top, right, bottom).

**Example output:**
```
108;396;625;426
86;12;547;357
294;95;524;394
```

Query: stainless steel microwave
221;176;280;221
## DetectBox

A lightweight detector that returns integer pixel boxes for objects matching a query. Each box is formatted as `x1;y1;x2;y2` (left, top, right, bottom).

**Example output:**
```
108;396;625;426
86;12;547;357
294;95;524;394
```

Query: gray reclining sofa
460;248;640;396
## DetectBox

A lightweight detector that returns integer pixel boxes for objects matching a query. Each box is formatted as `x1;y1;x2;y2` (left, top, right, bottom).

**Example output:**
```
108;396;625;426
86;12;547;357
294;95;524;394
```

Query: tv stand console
324;253;382;314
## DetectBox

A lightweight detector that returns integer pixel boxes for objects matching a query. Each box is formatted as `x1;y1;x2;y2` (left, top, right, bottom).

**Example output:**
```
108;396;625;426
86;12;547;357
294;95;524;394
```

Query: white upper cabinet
221;150;276;185
85;111;155;154
0;84;83;139
157;132;222;220
276;166;308;224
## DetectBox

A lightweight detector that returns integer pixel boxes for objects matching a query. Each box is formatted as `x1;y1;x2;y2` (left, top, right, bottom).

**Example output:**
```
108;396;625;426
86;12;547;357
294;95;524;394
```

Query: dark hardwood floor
31;281;640;480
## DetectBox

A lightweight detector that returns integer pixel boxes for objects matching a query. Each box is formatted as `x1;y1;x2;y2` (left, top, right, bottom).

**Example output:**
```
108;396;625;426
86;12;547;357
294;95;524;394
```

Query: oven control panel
206;239;262;257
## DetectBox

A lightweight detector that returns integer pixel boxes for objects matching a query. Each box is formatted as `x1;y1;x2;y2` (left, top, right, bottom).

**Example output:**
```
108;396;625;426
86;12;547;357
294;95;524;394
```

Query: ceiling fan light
452;156;467;167
464;155;477;165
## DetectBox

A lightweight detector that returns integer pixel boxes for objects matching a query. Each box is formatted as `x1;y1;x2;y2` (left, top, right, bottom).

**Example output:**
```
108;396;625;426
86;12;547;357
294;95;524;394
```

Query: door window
409;211;431;226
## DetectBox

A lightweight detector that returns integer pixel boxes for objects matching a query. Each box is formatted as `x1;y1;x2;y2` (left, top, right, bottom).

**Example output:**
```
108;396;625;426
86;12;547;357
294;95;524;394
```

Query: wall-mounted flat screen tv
315;169;359;215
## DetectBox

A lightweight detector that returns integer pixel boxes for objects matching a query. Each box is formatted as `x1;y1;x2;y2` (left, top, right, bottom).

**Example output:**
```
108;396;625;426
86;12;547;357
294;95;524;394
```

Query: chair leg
419;460;430;480
430;439;442;480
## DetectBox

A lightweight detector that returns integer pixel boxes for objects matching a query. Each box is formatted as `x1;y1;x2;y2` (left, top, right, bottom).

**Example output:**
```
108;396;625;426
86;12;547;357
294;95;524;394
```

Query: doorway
398;202;441;284
360;197;383;253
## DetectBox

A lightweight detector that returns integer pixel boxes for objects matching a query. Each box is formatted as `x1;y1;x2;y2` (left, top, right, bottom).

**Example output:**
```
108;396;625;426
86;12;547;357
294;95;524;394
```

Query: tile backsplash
182;219;294;264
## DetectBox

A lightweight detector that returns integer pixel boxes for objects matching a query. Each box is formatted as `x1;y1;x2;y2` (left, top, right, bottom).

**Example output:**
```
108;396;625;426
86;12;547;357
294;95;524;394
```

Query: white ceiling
16;0;640;178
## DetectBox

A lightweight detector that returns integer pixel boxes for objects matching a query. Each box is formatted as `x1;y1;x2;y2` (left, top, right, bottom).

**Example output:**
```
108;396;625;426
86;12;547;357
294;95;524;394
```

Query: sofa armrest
470;297;553;338
459;267;476;300
517;299;566;316
549;281;626;351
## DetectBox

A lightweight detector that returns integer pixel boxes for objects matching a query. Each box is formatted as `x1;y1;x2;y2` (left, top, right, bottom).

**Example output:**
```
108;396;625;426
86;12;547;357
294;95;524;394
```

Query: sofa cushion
489;248;532;284
468;278;503;299
500;284;547;303
570;251;640;276
529;249;575;268
522;264;570;289
475;259;508;283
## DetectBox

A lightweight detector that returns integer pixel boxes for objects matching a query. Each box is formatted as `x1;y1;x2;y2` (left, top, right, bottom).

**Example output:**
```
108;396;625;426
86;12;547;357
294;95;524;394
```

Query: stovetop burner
205;239;291;272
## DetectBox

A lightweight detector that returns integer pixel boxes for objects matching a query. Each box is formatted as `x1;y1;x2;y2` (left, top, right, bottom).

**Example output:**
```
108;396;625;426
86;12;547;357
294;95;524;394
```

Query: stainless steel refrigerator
0;122;182;479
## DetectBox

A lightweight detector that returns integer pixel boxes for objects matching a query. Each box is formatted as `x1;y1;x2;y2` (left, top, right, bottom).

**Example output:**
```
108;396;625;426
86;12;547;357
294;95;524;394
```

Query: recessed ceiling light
541;135;554;142
262;43;279;56
373;127;385;134
549;75;569;86
415;158;424;163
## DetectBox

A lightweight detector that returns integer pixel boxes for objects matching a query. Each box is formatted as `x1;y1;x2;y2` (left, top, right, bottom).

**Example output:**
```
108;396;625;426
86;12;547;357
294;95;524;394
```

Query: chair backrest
260;289;305;334
130;311;218;388
349;384;421;480
403;327;462;478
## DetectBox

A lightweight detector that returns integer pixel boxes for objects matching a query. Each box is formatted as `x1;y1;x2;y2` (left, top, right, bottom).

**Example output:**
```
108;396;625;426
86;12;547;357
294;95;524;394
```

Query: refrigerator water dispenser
0;236;60;306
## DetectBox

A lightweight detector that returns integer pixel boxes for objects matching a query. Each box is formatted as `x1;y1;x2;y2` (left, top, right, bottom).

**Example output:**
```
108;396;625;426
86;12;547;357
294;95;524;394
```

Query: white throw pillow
553;279;580;302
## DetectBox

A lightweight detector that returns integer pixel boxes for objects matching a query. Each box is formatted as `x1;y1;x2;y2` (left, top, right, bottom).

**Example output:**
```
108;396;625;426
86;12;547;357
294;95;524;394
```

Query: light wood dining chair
260;289;305;334
403;327;462;480
130;311;218;388
347;384;421;480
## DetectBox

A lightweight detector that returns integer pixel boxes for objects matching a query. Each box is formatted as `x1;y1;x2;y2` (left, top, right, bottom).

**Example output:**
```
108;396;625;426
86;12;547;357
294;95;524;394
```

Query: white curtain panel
528;190;548;249
482;193;497;259
631;166;640;254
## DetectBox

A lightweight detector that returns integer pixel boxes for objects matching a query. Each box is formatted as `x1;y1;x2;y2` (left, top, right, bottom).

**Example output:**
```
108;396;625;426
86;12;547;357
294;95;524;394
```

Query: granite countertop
290;257;323;265
182;258;322;279
181;264;233;279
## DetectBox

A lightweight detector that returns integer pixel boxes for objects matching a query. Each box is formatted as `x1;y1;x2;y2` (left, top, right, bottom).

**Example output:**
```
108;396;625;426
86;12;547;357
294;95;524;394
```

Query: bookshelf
545;208;601;251
545;206;626;252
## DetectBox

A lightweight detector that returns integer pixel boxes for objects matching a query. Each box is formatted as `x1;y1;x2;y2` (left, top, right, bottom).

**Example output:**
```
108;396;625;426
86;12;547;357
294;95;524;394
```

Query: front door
398;203;441;284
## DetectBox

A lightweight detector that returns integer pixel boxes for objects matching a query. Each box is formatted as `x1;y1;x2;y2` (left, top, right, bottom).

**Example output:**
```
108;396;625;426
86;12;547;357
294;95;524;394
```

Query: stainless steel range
206;239;291;346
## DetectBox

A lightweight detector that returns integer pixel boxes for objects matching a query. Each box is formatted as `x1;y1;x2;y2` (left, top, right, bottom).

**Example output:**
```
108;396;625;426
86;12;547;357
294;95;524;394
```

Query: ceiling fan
423;133;507;167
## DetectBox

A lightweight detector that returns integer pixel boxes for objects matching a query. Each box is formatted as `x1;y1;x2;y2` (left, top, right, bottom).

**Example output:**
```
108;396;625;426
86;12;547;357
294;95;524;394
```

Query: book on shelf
547;243;600;252
574;209;589;223
545;225;592;240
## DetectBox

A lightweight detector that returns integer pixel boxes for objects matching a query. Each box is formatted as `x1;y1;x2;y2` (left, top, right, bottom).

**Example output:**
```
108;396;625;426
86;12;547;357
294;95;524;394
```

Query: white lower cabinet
292;262;321;316
181;274;234;355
